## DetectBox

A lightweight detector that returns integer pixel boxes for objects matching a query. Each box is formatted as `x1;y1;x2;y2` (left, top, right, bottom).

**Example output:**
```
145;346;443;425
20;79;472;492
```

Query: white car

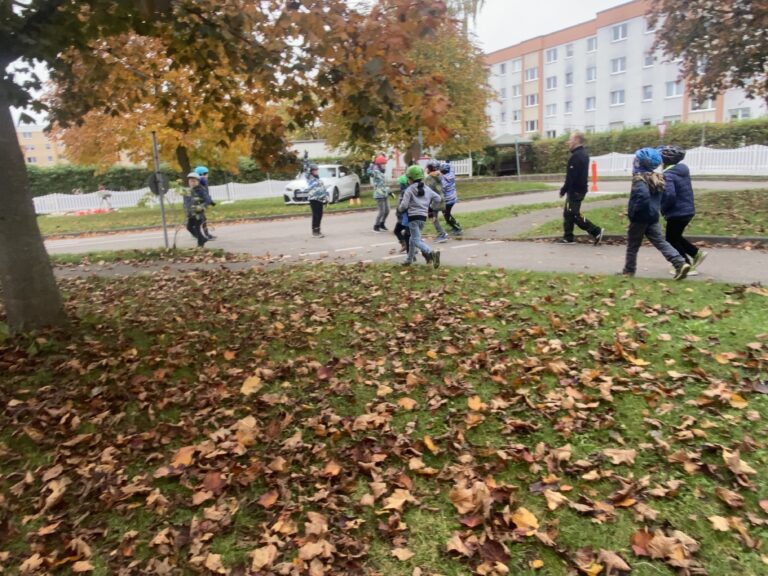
283;164;361;205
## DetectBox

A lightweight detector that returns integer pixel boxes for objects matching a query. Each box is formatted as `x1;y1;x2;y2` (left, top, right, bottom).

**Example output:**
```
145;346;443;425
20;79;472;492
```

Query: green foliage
26;164;179;196
531;118;768;173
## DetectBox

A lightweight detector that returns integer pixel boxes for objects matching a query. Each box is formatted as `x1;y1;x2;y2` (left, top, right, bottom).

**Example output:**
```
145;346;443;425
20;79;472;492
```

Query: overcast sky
470;0;629;53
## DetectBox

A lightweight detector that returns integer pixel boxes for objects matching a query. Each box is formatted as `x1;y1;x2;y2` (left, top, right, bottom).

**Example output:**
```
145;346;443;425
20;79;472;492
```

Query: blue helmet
440;162;451;174
633;147;662;172
194;165;209;176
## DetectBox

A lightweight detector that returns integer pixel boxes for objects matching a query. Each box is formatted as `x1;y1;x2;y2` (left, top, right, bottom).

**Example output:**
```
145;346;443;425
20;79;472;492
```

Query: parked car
283;164;361;205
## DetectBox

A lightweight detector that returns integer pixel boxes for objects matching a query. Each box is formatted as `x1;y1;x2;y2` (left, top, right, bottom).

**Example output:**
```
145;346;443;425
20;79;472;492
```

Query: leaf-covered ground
520;189;768;239
49;249;248;267
38;181;553;237
1;265;768;575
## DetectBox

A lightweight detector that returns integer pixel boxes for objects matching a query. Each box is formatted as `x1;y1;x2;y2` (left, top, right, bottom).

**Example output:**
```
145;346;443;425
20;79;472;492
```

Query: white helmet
187;172;200;180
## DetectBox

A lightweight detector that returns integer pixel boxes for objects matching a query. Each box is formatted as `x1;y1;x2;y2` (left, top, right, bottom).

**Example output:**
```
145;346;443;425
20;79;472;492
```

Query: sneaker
373;226;381;233
557;238;576;244
400;261;413;266
432;250;441;269
436;234;449;243
616;271;634;277
312;231;325;238
669;268;699;276
692;250;708;269
450;228;463;236
380;224;389;231
424;252;433;264
673;262;691;281
400;243;408;253
593;228;604;246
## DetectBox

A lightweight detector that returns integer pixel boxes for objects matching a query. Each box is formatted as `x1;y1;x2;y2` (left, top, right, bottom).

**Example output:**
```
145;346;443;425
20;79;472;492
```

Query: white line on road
361;259;374;264
382;254;402;261
484;240;504;245
451;243;480;250
335;246;363;252
298;251;329;257
371;241;398;247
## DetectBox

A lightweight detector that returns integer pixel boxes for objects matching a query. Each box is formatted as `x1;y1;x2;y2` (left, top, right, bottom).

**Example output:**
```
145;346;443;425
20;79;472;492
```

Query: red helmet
374;155;387;165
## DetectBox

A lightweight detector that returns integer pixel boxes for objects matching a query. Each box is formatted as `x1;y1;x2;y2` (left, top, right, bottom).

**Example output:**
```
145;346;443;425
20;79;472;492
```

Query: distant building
16;125;67;167
485;0;767;142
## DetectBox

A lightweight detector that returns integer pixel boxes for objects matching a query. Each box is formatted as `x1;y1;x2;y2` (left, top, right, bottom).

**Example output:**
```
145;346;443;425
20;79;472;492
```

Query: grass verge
48;248;244;266
1;265;767;575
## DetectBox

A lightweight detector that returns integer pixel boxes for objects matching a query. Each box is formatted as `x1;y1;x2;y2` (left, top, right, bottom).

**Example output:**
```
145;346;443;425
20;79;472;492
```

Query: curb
511;234;768;248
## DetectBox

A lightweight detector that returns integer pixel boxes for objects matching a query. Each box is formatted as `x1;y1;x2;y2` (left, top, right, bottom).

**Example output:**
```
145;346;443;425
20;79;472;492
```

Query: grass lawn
38;180;554;237
48;248;242;266
2;265;768;575
519;189;768;239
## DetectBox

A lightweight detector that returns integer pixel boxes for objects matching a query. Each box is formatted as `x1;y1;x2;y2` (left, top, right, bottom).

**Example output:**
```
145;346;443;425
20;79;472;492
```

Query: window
525;119;538;133
729;107;751;121
565;101;573;114
24;145;35;151
512;109;521;122
565;72;573;86
525;67;538;81
644;18;656;33
642;118;652;126
565;43;574;58
525;93;538;107
585;96;596;111
585;125;595;134
545;48;558;63
611;23;628;42
665;80;684;97
47;156;54;162
690;98;714;111
499;63;506;74
511;84;521;97
587;36;598;52
511;59;522;73
586;66;597;82
546;76;557;90
644;53;655;67
22;132;32;138
642;85;653;101
610;90;625;106
26;157;37;163
611;57;626;74
500;87;507;99
45;143;51;150
610;121;625;131
664;115;682;124
546;130;557;139
545;103;557;117
500;111;507;123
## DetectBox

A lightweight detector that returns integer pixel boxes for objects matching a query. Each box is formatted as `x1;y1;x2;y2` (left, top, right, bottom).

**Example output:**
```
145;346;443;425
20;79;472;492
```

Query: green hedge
530;118;768;174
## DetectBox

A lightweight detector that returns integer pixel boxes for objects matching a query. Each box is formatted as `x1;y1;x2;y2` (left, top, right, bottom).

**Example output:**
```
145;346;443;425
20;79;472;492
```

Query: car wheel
354;183;360;198
332;187;339;204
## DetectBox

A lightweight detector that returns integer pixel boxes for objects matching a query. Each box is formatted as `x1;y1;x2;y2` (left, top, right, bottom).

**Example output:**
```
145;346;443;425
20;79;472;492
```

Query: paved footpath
47;181;768;285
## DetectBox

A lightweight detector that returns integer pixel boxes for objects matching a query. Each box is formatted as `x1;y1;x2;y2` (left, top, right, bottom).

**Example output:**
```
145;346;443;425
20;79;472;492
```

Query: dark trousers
665;216;698;263
394;220;410;245
310;200;324;232
186;216;207;246
563;195;600;241
444;202;461;231
623;221;685;274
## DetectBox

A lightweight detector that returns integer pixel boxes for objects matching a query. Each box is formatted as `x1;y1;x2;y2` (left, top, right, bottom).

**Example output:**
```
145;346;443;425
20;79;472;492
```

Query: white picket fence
592;145;768;176
34;180;289;215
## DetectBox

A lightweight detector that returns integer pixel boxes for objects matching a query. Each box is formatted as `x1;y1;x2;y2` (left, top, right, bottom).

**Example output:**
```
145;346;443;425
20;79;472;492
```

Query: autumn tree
648;0;768;103
0;0;449;333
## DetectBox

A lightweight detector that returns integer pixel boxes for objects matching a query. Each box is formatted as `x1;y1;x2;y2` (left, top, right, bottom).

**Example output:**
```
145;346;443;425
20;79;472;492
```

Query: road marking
371;241;397;247
361;259;374;264
451;243;479;250
299;250;329;257
382;254;402;261
335;246;363;252
484;240;504;245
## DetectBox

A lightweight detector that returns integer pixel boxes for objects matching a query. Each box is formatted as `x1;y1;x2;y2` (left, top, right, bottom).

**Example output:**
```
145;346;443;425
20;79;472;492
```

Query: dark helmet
440;161;451;174
426;162;439;172
657;145;686;165
309;163;319;171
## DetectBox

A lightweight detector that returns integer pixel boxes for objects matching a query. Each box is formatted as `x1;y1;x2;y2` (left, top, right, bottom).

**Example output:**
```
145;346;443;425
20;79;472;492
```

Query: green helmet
405;165;424;181
398;175;408;185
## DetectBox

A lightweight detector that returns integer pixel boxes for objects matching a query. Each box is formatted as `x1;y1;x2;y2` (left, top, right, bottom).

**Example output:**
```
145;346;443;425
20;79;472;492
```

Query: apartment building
16;125;66;167
486;0;766;142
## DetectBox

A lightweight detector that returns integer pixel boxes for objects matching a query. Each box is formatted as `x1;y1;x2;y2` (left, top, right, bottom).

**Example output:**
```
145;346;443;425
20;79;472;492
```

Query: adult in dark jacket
659;145;707;273
620;148;690;280
559;132;603;245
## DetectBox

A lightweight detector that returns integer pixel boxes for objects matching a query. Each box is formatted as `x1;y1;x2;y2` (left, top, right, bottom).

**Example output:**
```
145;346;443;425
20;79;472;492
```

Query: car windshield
298;167;336;179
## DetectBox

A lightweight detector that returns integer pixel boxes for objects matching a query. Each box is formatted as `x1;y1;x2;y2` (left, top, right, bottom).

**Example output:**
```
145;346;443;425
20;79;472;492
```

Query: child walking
183;172;209;247
620;148;691;280
393;174;411;252
370;161;389;232
398;165;441;268
659;145;708;275
440;162;462;235
306;164;328;237
425;162;448;242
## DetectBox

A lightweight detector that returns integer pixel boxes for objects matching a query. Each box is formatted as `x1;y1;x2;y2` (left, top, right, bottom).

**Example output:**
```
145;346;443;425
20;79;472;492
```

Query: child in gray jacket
398;165;441;268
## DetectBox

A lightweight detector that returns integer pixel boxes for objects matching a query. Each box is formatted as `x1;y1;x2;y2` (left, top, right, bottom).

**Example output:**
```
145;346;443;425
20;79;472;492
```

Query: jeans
665;216;698;264
186;215;207;246
563;195;600;241
375;197;390;227
431;210;447;236
309;200;324;232
407;219;432;263
623;221;686;274
444;202;461;231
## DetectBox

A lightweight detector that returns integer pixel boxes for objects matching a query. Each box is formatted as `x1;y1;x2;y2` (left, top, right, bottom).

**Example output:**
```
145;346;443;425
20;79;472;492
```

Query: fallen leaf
708;515;730;531
240;375;262;396
171;445;196;467
250;545;278;570
510;507;539;535
72;561;95;573
258;489;279;509
397;397;418;410
602;448;637;465
391;547;415;561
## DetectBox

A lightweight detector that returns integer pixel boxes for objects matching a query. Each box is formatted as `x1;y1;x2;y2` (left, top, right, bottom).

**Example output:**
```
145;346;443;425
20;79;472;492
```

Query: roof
492;133;534;146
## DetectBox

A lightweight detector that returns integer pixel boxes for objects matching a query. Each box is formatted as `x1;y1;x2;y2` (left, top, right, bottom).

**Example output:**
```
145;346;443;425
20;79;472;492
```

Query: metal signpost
149;131;170;248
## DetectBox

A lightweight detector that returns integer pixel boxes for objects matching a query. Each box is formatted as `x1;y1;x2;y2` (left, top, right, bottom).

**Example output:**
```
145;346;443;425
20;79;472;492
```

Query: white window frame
545;103;557;117
24;144;35;151
511;59;522;73
47;156;54;162
545;48;558;64
525;93;538;107
512;109;521;122
665;80;684;98
511;84;521;97
642;85;653;101
564;101;573;115
546;76;557;91
499;63;506;75
545;130;557;139
586;66;597;82
644;19;657;33
525;119;538;133
610;57;626;75
690;98;715;111
525;67;538;82
500;110;507;123
565;71;573;86
586;36;598;52
500;87;507;99
565;43;574;58
610;90;625;106
585;96;596;111
611;23;628;42
27;156;37;163
729;107;751;121
644;53;655;68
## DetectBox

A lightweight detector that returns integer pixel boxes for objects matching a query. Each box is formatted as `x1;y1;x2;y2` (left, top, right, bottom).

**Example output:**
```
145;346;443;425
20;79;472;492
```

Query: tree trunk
176;144;191;175
0;89;67;332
